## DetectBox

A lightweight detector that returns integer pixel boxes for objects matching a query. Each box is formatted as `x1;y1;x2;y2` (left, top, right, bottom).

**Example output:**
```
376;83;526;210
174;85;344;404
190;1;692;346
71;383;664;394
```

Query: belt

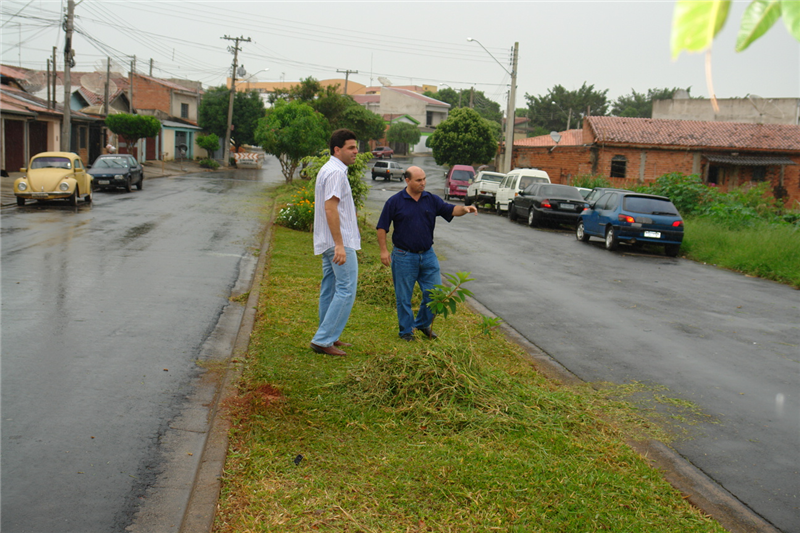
395;247;430;254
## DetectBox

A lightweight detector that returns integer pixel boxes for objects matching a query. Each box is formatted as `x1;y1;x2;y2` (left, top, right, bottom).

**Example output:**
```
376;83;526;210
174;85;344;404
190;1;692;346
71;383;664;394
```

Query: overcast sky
3;0;798;109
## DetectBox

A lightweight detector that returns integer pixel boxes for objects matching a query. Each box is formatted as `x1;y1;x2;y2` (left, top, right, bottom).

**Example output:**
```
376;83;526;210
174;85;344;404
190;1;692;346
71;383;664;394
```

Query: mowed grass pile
214;226;724;531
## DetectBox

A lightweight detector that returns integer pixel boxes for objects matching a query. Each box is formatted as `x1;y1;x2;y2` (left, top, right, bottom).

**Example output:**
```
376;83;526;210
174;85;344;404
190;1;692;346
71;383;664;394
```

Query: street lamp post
468;38;518;173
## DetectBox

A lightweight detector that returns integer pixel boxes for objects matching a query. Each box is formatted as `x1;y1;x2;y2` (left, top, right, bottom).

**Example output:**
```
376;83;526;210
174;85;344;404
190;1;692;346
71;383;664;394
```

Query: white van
494;168;551;214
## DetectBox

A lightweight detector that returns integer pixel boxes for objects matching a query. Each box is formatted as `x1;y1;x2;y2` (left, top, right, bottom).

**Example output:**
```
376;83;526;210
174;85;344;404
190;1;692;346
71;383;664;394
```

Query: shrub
300;150;372;211
198;158;220;170
276;185;315;231
572;174;611;189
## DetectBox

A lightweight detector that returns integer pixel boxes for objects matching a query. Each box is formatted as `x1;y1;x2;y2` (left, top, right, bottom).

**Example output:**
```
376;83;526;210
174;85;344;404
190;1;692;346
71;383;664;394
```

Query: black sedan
88;154;144;192
509;183;587;227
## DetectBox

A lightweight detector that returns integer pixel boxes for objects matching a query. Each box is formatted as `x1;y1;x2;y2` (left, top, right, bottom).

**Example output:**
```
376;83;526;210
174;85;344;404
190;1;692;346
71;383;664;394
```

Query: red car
371;146;394;159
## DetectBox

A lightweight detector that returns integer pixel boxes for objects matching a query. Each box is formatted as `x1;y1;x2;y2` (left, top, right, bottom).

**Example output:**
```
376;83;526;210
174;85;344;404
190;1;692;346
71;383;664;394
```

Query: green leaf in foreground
736;0;782;51
782;0;800;41
671;0;732;58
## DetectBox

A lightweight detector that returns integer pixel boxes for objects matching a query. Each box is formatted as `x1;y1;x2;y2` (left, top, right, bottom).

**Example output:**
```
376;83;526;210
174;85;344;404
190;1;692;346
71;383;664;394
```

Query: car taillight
541;199;552;208
618;214;635;224
672;220;683;227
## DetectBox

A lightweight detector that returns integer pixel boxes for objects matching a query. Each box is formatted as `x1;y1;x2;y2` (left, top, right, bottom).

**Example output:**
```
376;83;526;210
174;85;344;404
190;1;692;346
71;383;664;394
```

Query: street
1;165;280;532
365;156;798;533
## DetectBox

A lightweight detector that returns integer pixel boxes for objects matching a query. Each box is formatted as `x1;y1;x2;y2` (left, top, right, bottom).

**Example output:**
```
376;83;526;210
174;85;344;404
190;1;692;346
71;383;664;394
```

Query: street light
468;37;518;173
240;68;269;90
551;100;573;131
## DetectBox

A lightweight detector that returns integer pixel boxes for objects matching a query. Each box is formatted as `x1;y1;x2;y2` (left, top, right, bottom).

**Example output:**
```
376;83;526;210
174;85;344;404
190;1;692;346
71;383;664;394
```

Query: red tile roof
587;116;800;151
515;129;584;147
352;94;380;105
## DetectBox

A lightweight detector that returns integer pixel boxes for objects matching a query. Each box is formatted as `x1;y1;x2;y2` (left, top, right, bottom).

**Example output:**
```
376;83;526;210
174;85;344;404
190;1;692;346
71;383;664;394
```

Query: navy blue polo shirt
376;189;454;252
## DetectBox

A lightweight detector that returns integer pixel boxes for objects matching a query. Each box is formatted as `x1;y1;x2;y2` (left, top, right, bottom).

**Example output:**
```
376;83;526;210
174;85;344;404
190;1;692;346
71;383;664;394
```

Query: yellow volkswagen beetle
14;151;93;207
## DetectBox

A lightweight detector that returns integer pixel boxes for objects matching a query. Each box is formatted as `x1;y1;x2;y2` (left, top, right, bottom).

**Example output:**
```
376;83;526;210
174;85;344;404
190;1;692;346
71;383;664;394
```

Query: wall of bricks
513;145;800;208
131;75;171;114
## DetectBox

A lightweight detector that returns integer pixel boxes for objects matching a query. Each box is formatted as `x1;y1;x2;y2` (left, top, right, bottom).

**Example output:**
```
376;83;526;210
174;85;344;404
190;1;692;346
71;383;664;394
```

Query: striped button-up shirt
313;156;361;255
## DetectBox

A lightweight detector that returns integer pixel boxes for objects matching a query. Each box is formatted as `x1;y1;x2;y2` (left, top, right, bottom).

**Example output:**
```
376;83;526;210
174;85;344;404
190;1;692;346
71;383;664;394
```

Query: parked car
576;190;684;256
371;146;394;159
494;168;550;214
465;170;505;207
444;165;475;201
88;154;144;192
584;187;626;204
371;160;405;181
509;183;587;227
14;151;93;206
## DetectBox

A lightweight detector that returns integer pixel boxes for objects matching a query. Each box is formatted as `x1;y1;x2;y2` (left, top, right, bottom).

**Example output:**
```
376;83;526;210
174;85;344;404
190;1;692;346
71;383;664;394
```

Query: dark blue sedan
576;190;684;257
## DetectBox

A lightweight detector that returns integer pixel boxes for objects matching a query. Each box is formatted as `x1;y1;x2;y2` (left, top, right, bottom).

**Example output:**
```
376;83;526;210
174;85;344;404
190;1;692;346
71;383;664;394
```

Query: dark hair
329;129;357;154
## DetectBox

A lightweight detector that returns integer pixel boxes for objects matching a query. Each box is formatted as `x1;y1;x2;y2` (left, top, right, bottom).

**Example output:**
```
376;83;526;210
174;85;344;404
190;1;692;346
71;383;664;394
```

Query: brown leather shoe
310;343;346;356
334;340;352;347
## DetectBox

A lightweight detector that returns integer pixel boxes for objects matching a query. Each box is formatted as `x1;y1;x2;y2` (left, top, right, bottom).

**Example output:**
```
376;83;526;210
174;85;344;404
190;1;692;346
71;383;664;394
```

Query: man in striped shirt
310;129;361;356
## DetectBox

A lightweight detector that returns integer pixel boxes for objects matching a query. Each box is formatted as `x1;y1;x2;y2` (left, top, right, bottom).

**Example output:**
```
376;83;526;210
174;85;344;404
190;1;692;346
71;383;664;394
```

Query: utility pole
128;58;134;113
47;58;51;109
103;56;110;115
222;35;250;167
60;0;75;151
336;69;358;95
502;42;519;174
52;46;57;109
149;58;153;76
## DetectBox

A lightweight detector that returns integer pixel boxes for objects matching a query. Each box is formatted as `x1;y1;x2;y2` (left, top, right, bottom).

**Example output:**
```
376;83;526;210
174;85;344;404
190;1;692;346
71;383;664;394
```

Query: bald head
404;165;426;196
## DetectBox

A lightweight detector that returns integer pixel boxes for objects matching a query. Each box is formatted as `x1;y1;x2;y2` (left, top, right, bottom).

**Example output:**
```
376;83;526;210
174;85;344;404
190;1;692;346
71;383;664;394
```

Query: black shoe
400;333;416;342
417;327;438;339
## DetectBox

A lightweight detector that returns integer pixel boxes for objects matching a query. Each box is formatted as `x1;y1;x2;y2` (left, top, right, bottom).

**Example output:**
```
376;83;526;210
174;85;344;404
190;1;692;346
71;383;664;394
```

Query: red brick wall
512;145;800;207
131;74;171;114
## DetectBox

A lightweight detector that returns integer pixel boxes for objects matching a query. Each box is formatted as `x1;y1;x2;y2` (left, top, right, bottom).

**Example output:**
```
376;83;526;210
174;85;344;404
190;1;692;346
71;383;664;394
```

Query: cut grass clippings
213;216;725;532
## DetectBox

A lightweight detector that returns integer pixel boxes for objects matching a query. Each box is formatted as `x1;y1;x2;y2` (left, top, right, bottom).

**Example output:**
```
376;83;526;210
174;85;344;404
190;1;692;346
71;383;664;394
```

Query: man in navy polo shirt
377;166;477;341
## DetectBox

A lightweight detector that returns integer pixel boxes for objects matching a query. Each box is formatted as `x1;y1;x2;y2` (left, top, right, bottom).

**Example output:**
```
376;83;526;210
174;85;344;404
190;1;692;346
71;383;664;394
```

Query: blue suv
576;190;684;257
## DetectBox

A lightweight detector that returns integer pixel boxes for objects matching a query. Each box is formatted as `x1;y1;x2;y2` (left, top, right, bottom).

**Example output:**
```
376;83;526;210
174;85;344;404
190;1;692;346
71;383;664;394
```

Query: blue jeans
311;247;358;347
391;247;441;336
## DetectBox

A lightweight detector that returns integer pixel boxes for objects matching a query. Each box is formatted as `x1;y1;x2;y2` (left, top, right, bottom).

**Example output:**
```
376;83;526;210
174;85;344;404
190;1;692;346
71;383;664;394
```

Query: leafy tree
424;87;502;124
288;76;323;102
524;83;609;132
671;0;800;57
338;105;386;143
428;108;497;167
196;133;220;157
484;119;503;142
198;86;266;150
386;122;421;155
104;113;160;159
610;87;692;118
255;100;328;182
300;150;373;211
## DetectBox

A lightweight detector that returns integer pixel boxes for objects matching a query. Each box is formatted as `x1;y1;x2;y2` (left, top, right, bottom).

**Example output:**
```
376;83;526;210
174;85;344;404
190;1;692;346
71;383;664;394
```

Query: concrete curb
464;296;781;533
179;216;275;532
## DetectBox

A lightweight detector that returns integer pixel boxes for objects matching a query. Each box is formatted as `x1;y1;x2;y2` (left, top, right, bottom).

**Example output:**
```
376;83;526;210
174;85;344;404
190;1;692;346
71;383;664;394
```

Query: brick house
130;73;203;160
512;116;800;207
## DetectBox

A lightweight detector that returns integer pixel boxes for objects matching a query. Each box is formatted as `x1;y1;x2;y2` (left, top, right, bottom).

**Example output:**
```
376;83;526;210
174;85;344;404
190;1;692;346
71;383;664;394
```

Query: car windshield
451;170;473;182
93;157;130;169
31;157;71;170
623;196;680;215
538;185;584;200
519;176;547;189
479;173;504;183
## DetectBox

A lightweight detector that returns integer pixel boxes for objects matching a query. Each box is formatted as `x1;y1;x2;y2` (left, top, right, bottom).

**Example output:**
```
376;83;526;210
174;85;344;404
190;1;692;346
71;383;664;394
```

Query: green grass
682;217;800;288
213;196;725;531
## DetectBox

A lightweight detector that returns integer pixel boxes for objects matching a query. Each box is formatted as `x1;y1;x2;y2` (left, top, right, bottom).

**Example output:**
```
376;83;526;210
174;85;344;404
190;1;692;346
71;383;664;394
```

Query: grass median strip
213;220;724;532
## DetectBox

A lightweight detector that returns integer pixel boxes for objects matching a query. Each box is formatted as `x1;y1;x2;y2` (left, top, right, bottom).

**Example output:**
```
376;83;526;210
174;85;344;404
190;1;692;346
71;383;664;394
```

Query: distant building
653;97;800;125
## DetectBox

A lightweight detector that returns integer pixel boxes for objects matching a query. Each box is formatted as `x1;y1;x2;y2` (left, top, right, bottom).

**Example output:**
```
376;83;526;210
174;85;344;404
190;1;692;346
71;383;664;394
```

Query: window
610;155;627;178
426;111;434;127
752;166;766;182
181;103;189;119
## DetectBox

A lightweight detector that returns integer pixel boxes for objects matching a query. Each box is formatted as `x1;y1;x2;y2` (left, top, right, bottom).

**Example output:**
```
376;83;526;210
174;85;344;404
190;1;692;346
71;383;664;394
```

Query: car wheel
665;244;681;257
444;191;449;201
527;208;538;227
464;196;472;207
84;184;92;203
495;203;502;216
136;173;143;190
371;174;376;181
576;221;590;242
508;204;518;221
16;197;25;206
125;177;132;193
605;226;619;251
68;189;78;207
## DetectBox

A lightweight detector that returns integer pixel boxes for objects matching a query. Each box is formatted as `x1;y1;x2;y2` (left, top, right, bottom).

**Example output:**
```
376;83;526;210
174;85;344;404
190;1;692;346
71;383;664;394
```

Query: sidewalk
1;158;207;207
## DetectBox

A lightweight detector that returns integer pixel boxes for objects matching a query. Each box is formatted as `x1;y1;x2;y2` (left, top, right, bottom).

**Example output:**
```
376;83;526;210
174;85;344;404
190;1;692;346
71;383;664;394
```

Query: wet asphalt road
366;156;799;533
1;165;280;532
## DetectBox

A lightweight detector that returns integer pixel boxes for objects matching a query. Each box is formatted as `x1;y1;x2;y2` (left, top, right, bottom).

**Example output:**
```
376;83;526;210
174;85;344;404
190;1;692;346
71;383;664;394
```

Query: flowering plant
276;186;315;231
